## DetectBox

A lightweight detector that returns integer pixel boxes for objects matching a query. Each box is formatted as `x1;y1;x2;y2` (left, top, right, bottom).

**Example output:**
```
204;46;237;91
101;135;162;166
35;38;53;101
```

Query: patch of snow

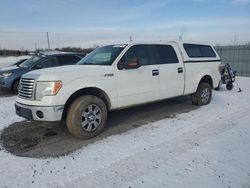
0;56;30;67
0;97;23;130
0;77;250;188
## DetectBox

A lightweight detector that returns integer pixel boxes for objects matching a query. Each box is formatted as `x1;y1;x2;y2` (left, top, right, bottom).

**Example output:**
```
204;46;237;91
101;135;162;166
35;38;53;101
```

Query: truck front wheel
191;82;212;106
66;95;108;139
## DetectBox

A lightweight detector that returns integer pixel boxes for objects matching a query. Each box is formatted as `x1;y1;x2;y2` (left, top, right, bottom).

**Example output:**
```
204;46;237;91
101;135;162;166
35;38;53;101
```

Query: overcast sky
0;0;250;50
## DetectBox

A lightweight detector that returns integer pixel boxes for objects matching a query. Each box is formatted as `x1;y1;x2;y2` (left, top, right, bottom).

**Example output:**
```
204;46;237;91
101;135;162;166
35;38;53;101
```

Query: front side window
120;45;157;66
78;45;126;65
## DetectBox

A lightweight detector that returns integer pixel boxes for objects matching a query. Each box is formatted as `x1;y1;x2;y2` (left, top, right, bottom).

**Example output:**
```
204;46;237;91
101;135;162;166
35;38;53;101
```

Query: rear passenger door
58;55;81;66
156;44;185;99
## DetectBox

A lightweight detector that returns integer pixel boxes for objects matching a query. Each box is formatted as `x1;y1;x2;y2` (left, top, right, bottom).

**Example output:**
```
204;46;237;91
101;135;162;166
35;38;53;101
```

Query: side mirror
118;58;140;70
33;64;43;69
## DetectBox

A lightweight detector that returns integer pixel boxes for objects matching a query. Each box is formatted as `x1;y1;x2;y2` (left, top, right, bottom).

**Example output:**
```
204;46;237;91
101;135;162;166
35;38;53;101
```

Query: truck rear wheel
66;95;107;139
191;82;212;106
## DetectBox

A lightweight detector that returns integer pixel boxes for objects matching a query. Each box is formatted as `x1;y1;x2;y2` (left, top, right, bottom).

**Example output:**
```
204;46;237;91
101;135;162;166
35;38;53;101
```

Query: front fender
56;76;117;107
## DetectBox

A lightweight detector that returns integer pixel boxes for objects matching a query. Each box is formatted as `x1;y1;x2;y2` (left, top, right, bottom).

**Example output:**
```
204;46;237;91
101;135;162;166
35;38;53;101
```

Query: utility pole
233;32;238;45
35;41;37;51
130;35;133;42
46;32;51;50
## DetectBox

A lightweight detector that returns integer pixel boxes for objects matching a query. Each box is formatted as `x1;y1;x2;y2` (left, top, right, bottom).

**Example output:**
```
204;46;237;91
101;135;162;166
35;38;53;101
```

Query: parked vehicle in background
15;41;221;139
0;51;86;93
13;58;28;66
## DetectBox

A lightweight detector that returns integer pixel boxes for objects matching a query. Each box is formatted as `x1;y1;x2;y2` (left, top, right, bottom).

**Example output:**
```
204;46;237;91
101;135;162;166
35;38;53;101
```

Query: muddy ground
0;90;15;97
0;96;198;158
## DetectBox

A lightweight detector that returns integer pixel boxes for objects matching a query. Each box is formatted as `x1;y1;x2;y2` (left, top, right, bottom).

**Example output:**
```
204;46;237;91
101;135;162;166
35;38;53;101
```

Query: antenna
130;35;133;42
46;32;51;50
233;32;238;45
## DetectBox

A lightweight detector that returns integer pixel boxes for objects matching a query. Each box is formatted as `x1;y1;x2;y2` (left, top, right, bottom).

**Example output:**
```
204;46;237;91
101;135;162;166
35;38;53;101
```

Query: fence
215;45;250;77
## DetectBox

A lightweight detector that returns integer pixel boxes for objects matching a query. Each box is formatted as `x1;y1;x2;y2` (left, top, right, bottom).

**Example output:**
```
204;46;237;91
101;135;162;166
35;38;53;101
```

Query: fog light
36;111;44;119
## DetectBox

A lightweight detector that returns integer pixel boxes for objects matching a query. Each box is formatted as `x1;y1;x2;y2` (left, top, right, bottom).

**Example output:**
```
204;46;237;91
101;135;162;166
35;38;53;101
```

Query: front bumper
15;102;64;121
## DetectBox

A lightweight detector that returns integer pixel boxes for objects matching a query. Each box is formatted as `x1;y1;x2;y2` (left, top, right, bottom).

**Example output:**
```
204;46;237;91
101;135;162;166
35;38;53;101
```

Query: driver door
115;44;160;108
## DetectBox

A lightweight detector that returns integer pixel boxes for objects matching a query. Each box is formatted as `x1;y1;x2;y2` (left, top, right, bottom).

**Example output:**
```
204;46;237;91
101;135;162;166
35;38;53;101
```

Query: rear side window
200;45;216;57
58;55;81;65
183;44;216;58
155;45;179;64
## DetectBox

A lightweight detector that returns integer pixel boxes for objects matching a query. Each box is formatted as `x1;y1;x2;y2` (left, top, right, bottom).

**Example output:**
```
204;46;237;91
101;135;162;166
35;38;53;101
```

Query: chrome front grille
18;78;35;99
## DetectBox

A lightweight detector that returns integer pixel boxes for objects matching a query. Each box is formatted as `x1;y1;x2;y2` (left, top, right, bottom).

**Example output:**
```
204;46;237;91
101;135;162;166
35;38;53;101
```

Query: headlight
36;81;62;100
0;72;13;77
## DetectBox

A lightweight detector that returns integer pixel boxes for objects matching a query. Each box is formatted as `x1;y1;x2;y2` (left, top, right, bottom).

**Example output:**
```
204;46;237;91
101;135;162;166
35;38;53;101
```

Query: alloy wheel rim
81;104;102;132
201;88;210;104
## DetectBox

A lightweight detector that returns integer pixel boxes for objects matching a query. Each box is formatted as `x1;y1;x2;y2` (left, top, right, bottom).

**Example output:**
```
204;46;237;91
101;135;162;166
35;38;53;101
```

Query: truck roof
37;51;86;56
120;41;220;61
119;40;212;45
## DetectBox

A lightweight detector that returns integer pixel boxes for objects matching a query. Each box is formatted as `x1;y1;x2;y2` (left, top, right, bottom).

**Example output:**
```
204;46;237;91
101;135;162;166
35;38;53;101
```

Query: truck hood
22;65;114;81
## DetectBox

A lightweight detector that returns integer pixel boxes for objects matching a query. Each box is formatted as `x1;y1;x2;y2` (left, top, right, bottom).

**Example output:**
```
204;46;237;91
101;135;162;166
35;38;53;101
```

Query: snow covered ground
0;77;250;188
0;56;30;67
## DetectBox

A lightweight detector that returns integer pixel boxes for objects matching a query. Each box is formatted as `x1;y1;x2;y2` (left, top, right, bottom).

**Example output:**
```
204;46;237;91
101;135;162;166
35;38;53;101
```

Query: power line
0;31;46;34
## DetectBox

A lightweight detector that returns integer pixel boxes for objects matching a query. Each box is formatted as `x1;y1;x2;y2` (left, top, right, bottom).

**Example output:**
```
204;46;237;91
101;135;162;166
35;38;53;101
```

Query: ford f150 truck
15;41;221;139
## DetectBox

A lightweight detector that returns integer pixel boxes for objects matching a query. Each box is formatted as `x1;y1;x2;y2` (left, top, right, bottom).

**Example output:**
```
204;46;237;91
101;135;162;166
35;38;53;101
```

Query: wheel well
199;75;213;88
62;87;111;120
12;78;20;90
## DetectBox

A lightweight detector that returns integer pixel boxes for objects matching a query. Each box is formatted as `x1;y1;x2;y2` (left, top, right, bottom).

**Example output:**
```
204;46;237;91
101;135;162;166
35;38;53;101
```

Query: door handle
152;69;159;76
178;67;183;73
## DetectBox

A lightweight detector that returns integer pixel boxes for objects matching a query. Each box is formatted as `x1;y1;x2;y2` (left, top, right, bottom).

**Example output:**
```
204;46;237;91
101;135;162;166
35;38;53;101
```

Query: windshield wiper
81;62;93;65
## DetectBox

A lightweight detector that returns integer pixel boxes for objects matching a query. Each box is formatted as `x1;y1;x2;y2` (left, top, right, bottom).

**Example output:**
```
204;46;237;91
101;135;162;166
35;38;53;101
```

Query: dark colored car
0;51;86;93
13;58;28;66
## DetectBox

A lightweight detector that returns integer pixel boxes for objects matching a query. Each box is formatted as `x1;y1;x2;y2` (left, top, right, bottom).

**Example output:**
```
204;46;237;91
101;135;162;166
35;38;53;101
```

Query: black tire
13;80;20;94
226;83;233;90
191;82;212;106
66;95;107;139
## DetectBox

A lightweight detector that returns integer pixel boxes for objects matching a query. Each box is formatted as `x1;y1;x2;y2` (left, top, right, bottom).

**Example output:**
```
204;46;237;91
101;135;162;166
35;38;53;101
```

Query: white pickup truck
15;41;221;139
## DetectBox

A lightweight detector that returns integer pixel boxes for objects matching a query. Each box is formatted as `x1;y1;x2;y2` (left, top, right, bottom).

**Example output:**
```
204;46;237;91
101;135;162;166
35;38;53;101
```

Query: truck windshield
77;45;126;65
19;56;43;68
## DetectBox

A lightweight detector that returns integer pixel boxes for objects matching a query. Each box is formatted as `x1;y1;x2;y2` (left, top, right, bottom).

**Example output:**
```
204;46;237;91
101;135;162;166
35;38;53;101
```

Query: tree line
54;47;96;53
0;47;96;56
0;50;29;56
